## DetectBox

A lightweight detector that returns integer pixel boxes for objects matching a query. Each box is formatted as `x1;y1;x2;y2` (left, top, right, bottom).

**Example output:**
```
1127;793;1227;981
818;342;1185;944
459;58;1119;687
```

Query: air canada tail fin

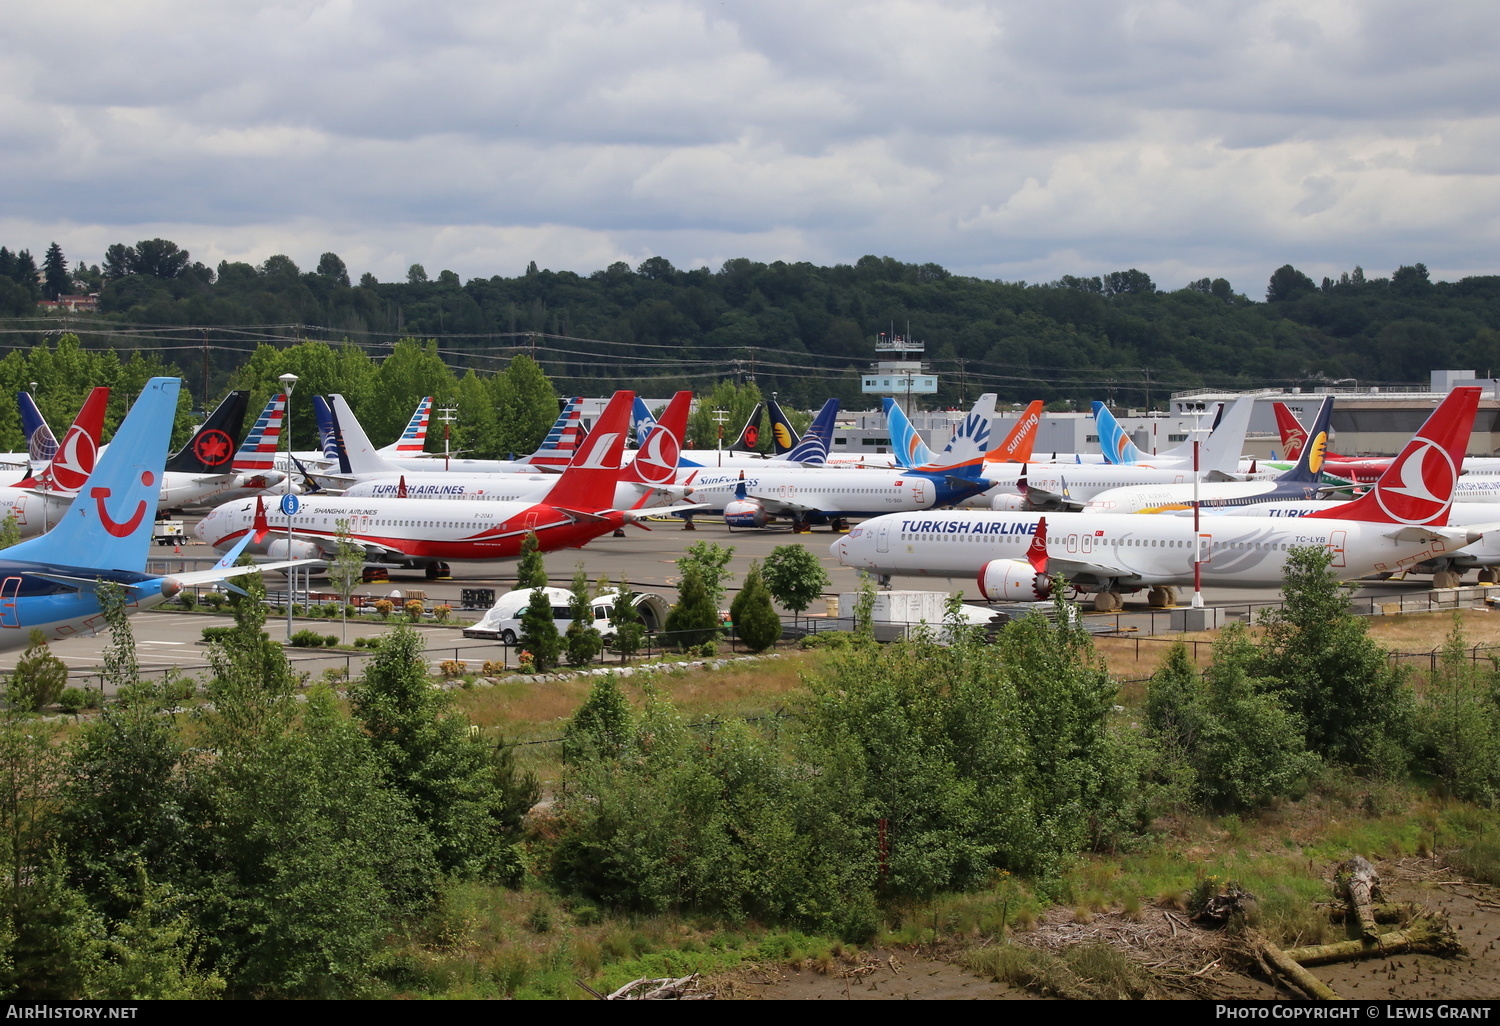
729;402;764;452
7;377;181;571
624;391;690;487
524;397;585;467
328;395;400;477
767;396;799;455
883;397;934;470
919;393;995;474
18;387;109;493
1308;386;1480;526
545;391;633;510
1273;398;1332;485
379;396;432;455
18;392;57;466
784;399;838;463
232;393;285;472
985;400;1044;465
165;390;248;474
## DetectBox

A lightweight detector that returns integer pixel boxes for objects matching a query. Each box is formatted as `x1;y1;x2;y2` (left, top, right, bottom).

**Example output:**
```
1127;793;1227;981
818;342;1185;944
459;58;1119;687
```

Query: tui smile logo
92;471;154;538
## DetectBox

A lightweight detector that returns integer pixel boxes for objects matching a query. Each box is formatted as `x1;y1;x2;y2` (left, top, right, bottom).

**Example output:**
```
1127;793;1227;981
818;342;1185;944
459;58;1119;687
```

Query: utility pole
438;404;458;472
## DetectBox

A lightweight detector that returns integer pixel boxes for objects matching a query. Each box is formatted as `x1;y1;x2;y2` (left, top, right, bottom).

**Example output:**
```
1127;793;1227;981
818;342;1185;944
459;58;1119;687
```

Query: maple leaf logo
194;429;233;466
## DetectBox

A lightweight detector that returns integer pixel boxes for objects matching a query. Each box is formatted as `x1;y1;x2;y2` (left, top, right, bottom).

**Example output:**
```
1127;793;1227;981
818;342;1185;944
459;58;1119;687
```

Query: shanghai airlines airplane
196;390;695;577
832;387;1489;611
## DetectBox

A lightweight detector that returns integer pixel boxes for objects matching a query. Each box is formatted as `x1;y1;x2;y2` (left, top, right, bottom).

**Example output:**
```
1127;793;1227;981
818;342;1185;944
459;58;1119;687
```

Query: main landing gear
1092;590;1123;613
1147;586;1179;608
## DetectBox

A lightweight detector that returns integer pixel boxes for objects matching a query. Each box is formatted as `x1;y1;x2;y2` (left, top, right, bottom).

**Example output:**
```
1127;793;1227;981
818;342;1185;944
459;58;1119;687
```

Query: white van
462;587;670;644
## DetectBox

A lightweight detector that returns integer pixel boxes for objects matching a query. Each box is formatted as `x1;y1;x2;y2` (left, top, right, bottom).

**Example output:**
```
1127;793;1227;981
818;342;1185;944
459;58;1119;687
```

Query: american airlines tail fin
379;396;432;455
782;399;838;463
624;391;690;488
524;397;585;467
328;395;401;477
919;393;996;474
232;393;285;472
1309;386;1481;526
18;392;57;466
883;397;935;470
1272;398;1332;485
17;387;109;494
164;390;248;475
545;391;633;510
767;396;799;455
313;395;338;461
985;400;1045;465
7;378;180;571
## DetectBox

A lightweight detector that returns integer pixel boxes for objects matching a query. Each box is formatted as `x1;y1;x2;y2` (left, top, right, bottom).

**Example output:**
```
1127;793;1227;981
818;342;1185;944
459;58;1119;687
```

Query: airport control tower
861;330;937;412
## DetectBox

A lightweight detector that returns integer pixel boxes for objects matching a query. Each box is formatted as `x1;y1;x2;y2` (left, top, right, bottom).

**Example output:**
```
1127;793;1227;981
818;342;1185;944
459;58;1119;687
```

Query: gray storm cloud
2;0;1497;288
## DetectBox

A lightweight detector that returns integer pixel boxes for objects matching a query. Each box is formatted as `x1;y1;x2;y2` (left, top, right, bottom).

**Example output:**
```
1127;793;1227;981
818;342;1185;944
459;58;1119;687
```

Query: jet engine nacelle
265;538;324;561
724;498;773;529
989;492;1029;512
977;559;1052;602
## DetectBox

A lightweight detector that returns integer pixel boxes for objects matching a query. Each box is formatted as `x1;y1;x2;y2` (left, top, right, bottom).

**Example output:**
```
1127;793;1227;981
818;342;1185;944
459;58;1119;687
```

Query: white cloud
1;0;1498;288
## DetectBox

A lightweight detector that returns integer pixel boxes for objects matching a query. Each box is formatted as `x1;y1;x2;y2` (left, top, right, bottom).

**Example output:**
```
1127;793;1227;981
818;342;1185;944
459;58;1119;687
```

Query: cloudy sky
3;0;1497;295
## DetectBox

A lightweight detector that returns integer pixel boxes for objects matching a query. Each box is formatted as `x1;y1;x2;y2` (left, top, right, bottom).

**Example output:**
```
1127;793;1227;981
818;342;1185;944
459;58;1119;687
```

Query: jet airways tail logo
91;471;154;538
1306;430;1328;474
773;422;793;449
1375;437;1457;525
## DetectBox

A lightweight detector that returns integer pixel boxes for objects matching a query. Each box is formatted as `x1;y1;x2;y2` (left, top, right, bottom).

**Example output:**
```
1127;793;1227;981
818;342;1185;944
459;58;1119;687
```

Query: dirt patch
720;949;1024;1000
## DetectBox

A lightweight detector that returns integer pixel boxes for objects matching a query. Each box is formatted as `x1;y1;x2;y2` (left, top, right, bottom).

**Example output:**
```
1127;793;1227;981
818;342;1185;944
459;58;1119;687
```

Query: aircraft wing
741;491;820;515
1384;525;1486;545
1042;554;1147;582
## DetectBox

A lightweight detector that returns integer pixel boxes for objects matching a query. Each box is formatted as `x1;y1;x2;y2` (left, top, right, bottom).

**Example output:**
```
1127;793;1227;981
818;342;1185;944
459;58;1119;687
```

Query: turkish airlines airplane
832;387;1488;610
195;390;694;577
336;390;694;512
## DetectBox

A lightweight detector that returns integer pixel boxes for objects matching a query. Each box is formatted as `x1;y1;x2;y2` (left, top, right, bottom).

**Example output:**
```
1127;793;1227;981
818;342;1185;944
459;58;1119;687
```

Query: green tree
562;674;634;765
676;541;734;609
520;588;562;672
729;561;781;653
315;252;350;287
329;518;365;644
1258;546;1413;771
515;530;546;590
686;380;763;452
7;630;67;712
565;565;603;668
491;354;557;457
761;543;829;615
41;243;67;301
608;576;645;663
664;565;720;651
0;514;21;550
1416;614;1500;805
97;581;139;698
349;625;533;878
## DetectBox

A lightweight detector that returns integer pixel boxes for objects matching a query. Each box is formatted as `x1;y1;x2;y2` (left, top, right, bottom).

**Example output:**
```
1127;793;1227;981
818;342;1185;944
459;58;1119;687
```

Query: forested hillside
10;239;1500;410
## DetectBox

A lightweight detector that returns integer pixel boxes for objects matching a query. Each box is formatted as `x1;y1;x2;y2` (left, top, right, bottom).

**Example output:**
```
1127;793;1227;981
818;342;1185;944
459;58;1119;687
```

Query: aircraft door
524;513;537;532
1082;532;1094;554
876;525;889;553
1326;530;1347;568
0;576;21;628
1066;533;1078;553
1197;533;1212;564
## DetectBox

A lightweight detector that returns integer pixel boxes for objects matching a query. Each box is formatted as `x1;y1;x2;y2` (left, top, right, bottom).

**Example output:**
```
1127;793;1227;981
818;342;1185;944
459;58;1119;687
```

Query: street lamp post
279;373;298;641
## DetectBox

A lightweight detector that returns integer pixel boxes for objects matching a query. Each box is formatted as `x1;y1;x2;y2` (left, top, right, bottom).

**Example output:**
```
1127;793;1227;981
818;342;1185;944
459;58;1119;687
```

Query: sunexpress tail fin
545;391;633;510
19;387;109;493
1309;386;1480;526
165;390;249;474
380;396;432;455
18;392;57;465
882;397;935;470
919;393;996;473
782;399;839;463
7;377;181;571
232;393;285;472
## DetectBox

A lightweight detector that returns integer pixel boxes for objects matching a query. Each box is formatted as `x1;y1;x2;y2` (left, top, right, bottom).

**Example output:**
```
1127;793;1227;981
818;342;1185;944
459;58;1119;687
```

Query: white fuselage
678;465;951;516
832;509;1474;590
340;473;679;511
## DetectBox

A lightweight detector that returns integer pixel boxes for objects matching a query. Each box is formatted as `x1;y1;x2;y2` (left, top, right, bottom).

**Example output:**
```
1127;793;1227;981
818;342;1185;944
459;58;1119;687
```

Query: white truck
463;587;671;645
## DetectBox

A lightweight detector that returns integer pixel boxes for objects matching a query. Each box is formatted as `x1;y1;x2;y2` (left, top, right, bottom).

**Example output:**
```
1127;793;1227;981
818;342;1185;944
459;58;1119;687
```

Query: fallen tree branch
1247;930;1339;1001
1284;919;1467;967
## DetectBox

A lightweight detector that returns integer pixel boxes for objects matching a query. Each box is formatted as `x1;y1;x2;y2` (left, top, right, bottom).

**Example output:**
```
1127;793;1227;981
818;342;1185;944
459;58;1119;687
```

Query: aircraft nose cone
192;518;209;541
829;538;845;561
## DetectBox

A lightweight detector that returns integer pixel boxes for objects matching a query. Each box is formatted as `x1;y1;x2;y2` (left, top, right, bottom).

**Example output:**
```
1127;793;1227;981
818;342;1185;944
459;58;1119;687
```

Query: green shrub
730;561;781;653
57;688;86;714
324;635;339;647
201;626;234;643
178;592;196;610
290;629;327;648
7;630;68;711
